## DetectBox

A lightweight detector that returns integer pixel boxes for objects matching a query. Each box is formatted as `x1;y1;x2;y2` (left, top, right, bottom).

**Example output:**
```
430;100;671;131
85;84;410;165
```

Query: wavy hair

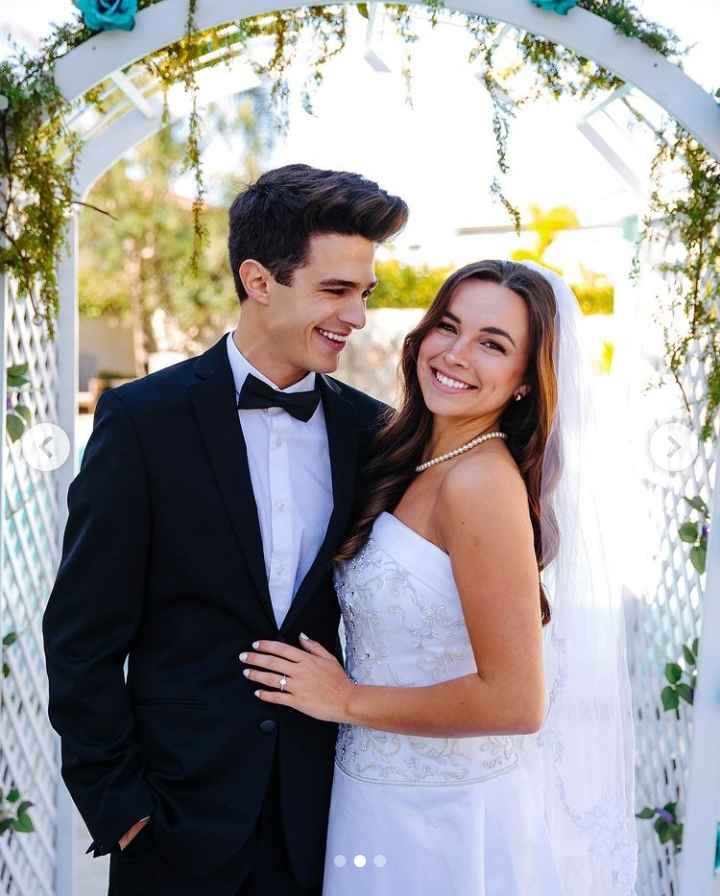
334;259;559;626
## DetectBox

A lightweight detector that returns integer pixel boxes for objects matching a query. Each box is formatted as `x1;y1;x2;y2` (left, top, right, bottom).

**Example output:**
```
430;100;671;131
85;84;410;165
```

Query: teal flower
530;0;578;14
74;0;137;31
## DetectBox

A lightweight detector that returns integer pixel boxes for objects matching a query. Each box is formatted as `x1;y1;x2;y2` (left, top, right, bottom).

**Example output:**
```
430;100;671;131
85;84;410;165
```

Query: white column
680;442;720;896
50;210;79;896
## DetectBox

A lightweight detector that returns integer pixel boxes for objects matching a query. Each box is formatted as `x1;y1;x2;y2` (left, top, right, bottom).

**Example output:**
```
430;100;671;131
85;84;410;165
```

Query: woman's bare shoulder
434;444;528;533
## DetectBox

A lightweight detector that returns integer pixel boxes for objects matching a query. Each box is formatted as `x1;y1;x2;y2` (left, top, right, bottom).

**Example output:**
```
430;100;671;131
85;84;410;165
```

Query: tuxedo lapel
188;333;360;636
188;333;276;631
279;372;358;636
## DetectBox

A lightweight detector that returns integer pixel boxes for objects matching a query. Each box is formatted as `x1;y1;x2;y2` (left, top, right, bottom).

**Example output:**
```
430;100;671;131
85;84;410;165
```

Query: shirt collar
226;331;316;396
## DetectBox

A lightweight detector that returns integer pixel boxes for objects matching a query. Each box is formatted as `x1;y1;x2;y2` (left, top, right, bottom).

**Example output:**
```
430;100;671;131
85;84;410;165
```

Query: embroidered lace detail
333;532;520;786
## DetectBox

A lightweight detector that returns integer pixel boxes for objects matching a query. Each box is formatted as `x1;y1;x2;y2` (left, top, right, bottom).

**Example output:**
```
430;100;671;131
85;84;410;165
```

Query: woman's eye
437;322;454;332
325;289;344;296
483;340;505;353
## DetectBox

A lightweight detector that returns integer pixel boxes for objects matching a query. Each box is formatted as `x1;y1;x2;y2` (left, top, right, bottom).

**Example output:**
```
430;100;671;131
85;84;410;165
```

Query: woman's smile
429;365;478;395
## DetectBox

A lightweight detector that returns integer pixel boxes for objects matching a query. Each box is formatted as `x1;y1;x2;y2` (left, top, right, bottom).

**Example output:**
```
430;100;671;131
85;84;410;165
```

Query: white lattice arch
2;2;719;895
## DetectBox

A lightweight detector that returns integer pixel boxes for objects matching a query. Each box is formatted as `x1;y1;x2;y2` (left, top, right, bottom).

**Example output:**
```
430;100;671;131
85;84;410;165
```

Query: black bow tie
237;372;321;422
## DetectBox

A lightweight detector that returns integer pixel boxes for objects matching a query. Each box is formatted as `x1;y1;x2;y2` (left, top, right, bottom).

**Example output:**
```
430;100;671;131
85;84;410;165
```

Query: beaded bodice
332;511;522;786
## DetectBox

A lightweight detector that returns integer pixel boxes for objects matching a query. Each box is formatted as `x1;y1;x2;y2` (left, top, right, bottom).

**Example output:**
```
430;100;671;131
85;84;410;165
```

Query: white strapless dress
321;511;563;895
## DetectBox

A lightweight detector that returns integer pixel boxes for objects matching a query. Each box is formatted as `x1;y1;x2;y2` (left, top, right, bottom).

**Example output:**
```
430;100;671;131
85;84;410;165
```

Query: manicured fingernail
299;632;309;641
254;690;261;697
239;652;247;661
252;641;259;649
243;669;250;677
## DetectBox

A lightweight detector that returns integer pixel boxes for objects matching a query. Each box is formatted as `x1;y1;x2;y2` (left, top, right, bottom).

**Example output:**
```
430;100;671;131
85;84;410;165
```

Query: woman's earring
514;393;523;402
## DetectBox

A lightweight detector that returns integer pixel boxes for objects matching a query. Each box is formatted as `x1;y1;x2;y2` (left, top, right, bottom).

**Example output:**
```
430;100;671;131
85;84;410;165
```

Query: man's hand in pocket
119;816;150;851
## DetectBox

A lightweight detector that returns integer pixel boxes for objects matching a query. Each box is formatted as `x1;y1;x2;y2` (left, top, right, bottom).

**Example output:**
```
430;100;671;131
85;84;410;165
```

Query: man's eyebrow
317;278;378;291
442;310;516;348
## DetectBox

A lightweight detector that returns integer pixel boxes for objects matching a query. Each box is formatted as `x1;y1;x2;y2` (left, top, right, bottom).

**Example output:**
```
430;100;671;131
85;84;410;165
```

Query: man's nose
339;294;367;330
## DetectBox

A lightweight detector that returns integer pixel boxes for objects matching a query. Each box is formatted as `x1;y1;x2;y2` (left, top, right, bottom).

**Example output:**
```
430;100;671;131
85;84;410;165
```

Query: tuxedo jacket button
259;719;277;734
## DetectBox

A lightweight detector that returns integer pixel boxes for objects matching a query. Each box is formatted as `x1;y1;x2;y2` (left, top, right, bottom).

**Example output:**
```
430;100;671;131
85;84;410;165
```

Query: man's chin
293;353;336;377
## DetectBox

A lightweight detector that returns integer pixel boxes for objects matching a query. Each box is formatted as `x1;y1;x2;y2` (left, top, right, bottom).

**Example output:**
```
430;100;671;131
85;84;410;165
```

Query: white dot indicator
353;854;367;868
373;854;387;867
333;854;346;867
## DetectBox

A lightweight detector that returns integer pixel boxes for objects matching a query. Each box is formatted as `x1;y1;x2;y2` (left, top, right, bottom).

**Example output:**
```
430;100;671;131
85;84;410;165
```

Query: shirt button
272;436;283;449
273;500;286;512
259;719;277;734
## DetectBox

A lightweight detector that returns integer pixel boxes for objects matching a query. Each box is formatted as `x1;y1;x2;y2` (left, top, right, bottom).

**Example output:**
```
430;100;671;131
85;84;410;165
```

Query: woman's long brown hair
334;259;559;626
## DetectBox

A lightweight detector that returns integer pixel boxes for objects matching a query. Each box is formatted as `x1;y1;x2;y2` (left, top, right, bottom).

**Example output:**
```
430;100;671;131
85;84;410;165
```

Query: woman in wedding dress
245;259;637;895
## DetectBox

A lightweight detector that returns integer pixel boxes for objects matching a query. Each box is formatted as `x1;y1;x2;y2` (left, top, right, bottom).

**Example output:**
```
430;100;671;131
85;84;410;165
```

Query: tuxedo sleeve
42;388;156;855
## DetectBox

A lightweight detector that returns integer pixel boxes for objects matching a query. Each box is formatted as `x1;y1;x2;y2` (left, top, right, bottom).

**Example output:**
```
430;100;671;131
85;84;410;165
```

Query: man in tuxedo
42;163;408;896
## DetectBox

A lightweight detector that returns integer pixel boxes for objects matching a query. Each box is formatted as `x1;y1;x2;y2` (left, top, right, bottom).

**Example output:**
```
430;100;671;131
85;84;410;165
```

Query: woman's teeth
433;369;473;390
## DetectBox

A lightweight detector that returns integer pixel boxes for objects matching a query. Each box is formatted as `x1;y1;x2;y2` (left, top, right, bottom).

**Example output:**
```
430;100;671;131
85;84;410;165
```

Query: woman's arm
244;453;546;737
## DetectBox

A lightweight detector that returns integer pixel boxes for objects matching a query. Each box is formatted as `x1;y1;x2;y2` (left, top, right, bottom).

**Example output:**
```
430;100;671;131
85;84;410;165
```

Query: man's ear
239;259;272;306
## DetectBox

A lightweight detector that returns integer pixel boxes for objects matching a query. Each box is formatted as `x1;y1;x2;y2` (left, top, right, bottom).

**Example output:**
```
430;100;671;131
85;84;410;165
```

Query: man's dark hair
227;163;409;302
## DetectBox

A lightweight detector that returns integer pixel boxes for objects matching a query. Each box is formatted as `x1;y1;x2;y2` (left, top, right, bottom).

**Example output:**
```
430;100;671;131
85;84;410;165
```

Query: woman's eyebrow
442;310;516;348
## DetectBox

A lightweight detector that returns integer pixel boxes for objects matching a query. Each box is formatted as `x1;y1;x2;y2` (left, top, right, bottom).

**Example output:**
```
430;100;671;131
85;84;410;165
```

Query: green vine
678;495;709;575
1;630;17;680
0;787;34;837
0;634;35;838
644;128;720;442
636;801;683;853
5;363;32;442
661;636;699;713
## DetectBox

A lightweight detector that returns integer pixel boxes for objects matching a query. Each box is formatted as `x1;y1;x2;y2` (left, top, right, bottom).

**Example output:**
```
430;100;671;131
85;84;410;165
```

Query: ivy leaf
7;363;28;378
12;813;34;833
678;521;698;543
690;544;706;574
2;662;9;678
682;643;696;666
683;496;708;515
6;789;19;804
636;807;656;819
676;683;694;704
13;404;32;424
2;632;17;647
692;637;700;658
6;414;24;442
661;685;679;711
665;663;682;685
16;801;34;816
356;2;370;17
0;819;13;834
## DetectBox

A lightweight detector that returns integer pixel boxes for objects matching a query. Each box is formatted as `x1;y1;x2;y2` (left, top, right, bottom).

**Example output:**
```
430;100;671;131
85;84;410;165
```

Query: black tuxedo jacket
42;331;389;888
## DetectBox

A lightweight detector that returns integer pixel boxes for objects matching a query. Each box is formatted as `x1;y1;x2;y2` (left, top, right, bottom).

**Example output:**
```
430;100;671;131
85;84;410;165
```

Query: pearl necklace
415;431;507;472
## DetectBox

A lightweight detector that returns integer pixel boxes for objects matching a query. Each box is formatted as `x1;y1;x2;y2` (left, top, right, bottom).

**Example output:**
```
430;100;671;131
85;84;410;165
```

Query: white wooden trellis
618;262;720;896
1;1;719;894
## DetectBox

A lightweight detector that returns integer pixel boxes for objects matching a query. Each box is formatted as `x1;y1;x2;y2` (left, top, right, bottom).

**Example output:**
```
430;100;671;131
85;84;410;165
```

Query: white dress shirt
226;332;334;628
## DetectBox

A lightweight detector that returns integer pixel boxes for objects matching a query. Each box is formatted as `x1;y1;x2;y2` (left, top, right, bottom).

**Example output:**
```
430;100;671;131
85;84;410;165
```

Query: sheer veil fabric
517;260;638;894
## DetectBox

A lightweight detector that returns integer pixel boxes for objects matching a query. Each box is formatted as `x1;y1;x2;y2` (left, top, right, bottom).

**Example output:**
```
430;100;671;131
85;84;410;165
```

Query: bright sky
2;0;718;273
